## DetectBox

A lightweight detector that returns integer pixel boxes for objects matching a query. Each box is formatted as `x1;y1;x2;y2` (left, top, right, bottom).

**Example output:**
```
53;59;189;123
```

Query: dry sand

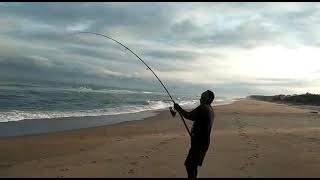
0;99;320;178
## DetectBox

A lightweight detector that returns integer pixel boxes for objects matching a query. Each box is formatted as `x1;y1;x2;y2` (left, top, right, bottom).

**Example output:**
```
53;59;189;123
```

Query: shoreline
0;100;239;138
0;109;160;138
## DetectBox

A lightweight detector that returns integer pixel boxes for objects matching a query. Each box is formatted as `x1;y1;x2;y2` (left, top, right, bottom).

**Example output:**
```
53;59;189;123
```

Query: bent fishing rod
72;31;191;137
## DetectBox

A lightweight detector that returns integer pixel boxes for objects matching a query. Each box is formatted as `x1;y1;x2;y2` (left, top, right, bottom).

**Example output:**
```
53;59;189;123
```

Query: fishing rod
72;31;191;137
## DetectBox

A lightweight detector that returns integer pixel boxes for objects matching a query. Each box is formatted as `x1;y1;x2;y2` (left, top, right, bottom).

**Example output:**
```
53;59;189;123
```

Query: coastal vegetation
249;93;320;106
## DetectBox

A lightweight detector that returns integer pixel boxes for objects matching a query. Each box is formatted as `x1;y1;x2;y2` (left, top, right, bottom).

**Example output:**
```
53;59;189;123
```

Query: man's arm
174;103;200;121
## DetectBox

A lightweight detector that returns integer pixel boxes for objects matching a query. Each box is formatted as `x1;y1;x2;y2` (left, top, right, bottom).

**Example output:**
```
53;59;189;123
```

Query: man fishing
73;32;214;178
174;90;215;178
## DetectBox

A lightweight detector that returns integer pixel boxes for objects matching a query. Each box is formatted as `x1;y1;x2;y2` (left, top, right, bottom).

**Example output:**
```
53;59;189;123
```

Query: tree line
249;93;320;106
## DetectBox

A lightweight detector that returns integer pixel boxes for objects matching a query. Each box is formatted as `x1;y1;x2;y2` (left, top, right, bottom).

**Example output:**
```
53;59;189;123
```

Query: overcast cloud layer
0;2;319;96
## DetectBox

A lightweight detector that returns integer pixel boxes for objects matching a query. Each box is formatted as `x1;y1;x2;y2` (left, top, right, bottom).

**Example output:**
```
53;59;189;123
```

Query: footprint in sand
159;141;168;145
151;147;159;151
234;117;262;177
129;161;138;165
252;153;259;158
139;155;150;159
240;166;246;171
104;158;113;162
128;168;135;174
60;168;70;172
247;153;259;160
0;163;12;168
158;137;177;146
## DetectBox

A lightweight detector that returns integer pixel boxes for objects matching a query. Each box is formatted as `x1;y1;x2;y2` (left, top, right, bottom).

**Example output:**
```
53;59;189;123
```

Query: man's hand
174;103;180;111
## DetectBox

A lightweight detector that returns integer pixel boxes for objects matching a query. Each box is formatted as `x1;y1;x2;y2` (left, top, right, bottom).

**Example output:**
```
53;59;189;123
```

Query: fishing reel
169;107;176;117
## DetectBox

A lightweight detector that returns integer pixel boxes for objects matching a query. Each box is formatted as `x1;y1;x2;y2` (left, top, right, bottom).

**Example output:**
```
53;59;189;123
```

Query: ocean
0;83;237;137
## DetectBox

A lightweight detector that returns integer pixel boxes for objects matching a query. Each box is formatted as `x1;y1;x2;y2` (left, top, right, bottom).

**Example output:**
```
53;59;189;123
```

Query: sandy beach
0;99;320;178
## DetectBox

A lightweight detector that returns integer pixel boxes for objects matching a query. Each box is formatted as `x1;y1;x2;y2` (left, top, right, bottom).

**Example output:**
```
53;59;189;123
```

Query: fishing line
71;31;191;137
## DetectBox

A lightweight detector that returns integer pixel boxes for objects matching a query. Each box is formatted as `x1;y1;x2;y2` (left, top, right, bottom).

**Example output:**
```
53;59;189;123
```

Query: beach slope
0;99;320;178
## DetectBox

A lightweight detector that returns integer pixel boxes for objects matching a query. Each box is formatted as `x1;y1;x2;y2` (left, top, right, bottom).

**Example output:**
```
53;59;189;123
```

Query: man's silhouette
174;90;215;178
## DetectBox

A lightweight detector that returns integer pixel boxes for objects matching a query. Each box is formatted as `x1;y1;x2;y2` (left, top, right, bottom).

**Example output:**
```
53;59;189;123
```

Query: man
174;90;215;178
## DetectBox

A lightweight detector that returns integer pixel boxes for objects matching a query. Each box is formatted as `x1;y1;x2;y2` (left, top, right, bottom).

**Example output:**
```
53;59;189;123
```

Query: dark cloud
170;19;203;38
63;44;131;63
142;49;198;61
0;2;319;95
164;3;320;49
0;53;138;83
0;3;174;35
168;16;281;49
0;53;169;95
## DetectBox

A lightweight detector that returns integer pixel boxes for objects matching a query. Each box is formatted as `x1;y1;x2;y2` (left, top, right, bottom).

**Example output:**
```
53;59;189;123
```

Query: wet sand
0;99;320;178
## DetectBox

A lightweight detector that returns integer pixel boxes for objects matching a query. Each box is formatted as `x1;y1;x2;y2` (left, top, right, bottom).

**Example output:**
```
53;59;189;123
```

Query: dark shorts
184;144;209;167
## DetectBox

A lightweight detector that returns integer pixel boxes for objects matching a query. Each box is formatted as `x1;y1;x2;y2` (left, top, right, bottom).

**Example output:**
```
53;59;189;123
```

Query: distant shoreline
248;94;320;113
249;93;320;106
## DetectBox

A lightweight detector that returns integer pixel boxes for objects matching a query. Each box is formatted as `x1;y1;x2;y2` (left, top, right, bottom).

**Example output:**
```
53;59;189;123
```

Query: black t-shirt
176;104;214;146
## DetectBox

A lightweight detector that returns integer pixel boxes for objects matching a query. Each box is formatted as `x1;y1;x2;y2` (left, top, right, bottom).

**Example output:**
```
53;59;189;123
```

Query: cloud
0;2;320;95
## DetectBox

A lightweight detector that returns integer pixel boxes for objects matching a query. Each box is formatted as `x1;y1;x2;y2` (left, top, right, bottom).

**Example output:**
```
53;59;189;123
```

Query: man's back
175;103;214;146
190;104;214;146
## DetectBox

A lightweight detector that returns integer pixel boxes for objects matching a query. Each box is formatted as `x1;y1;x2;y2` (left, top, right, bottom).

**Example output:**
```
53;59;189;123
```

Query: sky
0;2;319;97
